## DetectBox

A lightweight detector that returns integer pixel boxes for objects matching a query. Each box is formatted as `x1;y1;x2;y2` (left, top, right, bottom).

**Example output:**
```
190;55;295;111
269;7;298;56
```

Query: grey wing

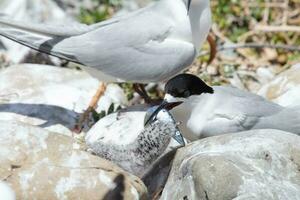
204;86;284;133
0;16;120;63
224;86;282;117
51;9;195;82
0;5;195;82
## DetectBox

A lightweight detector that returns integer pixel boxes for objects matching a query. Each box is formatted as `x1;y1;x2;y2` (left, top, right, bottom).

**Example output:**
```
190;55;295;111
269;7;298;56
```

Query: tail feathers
0;27;76;62
0;18;93;37
255;106;300;135
0;18;96;62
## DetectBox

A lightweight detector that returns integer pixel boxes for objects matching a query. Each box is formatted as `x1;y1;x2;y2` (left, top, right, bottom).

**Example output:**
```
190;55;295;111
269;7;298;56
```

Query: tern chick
85;106;184;177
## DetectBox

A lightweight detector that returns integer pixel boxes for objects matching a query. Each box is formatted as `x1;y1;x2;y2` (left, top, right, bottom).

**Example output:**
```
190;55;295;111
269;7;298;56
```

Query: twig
211;24;231;43
262;0;270;23
241;2;286;8
218;43;300;51
282;0;289;25
199;43;300;57
254;25;300;32
210;1;286;8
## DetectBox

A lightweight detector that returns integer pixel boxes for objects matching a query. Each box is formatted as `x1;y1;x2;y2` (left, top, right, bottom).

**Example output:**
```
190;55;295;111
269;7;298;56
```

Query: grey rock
0;120;148;200
258;63;300;107
0;64;127;136
161;129;300;200
142;148;178;199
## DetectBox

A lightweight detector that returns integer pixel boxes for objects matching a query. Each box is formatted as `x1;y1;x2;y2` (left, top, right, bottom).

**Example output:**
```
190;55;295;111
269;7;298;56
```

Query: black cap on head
165;74;214;98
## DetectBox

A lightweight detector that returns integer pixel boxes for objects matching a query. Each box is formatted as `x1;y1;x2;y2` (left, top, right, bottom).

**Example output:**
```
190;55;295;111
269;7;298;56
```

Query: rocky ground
1;0;300;200
1;63;300;199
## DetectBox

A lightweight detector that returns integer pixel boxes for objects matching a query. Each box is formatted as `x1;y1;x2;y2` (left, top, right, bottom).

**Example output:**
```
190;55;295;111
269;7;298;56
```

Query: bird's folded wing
0;4;194;82
0;18;93;36
211;112;259;130
0;15;122;36
0;17;120;62
254;106;300;133
210;92;282;130
48;9;194;82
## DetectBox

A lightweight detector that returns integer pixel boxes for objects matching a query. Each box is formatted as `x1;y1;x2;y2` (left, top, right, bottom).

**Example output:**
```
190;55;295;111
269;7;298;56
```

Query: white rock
258;64;300;107
0;64;127;136
0;181;15;200
161;129;300;200
0;120;147;200
256;67;275;84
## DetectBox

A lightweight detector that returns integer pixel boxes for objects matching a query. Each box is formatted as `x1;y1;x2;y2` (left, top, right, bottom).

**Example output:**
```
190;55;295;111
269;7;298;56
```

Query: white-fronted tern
152;74;300;141
0;0;211;83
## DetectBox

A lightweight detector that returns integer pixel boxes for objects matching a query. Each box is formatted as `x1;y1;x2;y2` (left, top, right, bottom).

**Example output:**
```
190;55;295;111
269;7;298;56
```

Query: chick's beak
144;100;182;126
144;100;185;146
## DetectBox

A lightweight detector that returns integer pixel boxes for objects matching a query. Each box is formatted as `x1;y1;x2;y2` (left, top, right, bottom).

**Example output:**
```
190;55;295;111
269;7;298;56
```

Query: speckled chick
86;108;179;177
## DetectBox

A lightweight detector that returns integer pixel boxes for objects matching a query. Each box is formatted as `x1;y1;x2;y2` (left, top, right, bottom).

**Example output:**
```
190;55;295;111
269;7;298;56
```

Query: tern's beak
144;100;182;126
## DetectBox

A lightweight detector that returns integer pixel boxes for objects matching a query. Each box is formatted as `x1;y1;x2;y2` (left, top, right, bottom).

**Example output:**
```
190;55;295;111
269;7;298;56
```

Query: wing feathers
0;16;122;62
0;18;93;36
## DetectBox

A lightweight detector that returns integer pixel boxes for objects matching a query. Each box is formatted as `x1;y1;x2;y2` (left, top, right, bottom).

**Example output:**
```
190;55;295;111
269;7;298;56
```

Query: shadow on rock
142;148;179;199
103;174;125;200
0;103;79;129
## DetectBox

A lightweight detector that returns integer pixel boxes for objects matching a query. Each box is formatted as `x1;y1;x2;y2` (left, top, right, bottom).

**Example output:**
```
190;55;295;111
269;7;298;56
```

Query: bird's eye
171;90;179;97
183;90;190;97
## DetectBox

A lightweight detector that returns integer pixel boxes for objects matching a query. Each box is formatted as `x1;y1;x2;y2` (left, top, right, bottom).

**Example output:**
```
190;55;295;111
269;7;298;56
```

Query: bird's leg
73;82;107;133
152;187;164;200
133;83;153;104
207;33;217;64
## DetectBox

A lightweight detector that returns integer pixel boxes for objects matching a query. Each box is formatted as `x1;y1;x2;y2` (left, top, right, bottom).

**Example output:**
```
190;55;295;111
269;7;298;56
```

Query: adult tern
0;0;212;130
152;74;300;141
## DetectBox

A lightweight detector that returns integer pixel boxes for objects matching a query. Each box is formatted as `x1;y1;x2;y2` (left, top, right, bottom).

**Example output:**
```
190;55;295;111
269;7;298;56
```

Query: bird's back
175;86;285;139
0;0;196;82
254;105;300;134
213;86;282;117
52;1;195;82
